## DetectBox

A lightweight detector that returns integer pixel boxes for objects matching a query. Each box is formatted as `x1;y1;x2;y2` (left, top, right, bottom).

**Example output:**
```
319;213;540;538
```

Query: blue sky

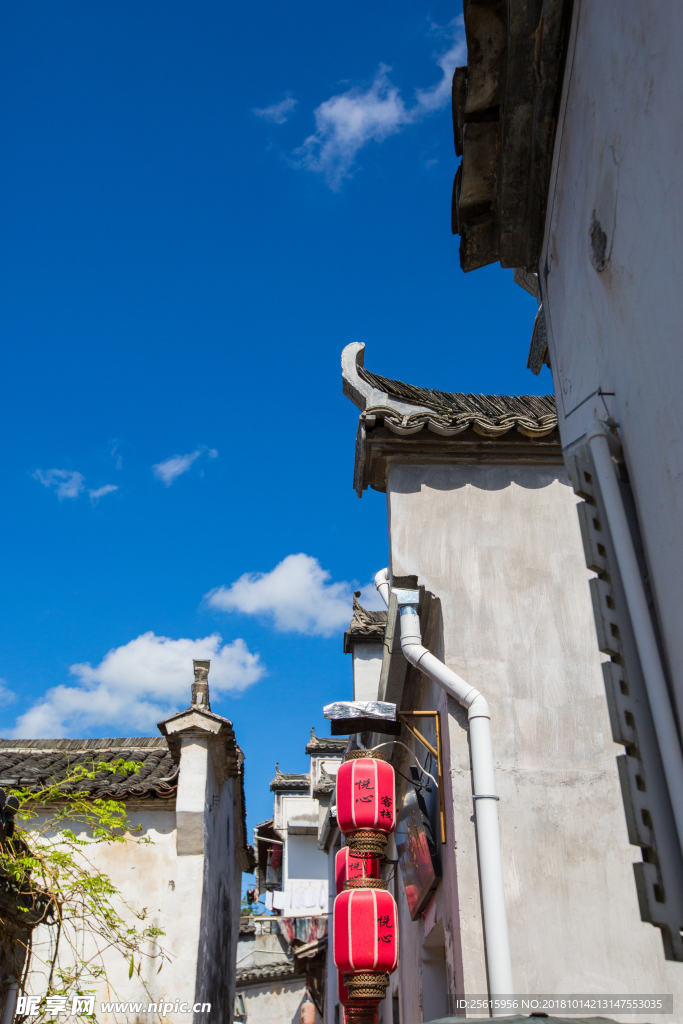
0;1;550;846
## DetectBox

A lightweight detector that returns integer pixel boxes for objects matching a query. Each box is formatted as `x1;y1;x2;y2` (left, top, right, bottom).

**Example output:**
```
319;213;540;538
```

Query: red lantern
300;1001;316;1024
338;972;379;1024
343;1010;379;1024
335;847;380;893
336;754;396;854
333;886;398;993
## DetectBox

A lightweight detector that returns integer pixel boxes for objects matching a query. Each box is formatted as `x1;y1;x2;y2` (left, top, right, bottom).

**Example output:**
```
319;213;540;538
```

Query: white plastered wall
238;977;322;1024
352;644;383;702
27;805;202;1024
273;794;329;917
387;462;683;1021
25;734;243;1024
540;1;683;731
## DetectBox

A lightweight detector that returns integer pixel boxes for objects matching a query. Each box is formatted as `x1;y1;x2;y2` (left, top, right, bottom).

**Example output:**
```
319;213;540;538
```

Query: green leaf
6;755;172;1008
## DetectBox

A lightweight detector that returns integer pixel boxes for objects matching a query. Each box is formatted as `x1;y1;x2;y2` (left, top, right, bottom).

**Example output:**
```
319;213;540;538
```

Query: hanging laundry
277;917;328;945
272;891;286;910
265;891;274;910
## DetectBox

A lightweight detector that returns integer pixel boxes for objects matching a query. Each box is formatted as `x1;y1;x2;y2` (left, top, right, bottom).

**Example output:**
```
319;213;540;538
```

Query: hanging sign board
396;767;441;920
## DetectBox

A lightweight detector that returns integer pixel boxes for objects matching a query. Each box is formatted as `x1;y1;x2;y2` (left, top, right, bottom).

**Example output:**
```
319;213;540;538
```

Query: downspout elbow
467;691;490;720
397;616;428;670
401;640;430;674
399;604;481;710
398;606;428;668
375;568;391;608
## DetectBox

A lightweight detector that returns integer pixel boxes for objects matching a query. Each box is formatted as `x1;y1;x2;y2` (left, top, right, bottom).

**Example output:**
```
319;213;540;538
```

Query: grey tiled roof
254;818;284;843
0;737;177;800
344;595;387;653
313;767;336;797
358;365;557;438
305;728;348;756
269;766;310;791
236;961;296;986
345;594;386;644
342;343;562;496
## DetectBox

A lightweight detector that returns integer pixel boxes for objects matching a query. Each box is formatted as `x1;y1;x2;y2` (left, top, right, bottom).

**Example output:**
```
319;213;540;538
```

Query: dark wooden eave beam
359;425;563;494
452;0;574;273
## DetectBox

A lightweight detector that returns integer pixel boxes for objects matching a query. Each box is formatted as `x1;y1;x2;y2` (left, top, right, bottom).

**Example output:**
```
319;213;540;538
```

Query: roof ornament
191;660;211;711
341;341;559;496
342;342;431;418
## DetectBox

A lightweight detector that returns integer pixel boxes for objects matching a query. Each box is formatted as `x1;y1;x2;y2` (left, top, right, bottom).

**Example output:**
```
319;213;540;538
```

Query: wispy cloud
414;21;465;113
6;632;264;738
110;441;123;470
34;467;118;503
206;553;384;637
0;680;15;706
152;447;218;487
33;469;85;500
153;450;201;485
89;484;118;504
254;95;298;124
293;18;465;190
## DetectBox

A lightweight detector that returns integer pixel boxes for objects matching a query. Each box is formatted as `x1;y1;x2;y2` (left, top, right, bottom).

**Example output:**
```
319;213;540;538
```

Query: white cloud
295;18;466;190
34;469;119;504
206;553;381;637
357;582;388;611
152;447;219;486
7;632;265;739
295;66;408;191
89;484;118;503
254;95;298;124
414;22;466;113
110;441;123;470
152;450;201;486
33;468;85;500
0;680;15;706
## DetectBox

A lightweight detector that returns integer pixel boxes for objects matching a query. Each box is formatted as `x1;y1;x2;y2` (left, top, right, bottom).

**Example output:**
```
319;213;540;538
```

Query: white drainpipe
375;568;391;609
373;569;513;1004
586;419;683;854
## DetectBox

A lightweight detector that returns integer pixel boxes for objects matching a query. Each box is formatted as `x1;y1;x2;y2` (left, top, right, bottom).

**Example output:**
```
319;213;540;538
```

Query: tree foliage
0;759;170;1022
